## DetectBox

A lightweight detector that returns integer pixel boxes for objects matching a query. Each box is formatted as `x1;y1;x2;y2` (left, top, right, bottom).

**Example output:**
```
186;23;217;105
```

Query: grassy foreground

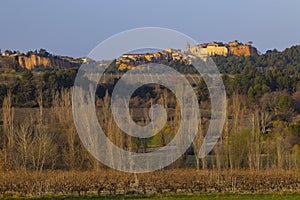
2;193;300;200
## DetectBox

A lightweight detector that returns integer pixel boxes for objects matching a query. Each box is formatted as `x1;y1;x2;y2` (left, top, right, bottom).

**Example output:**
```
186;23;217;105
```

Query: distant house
81;57;88;63
228;40;240;47
205;42;228;56
1;50;13;57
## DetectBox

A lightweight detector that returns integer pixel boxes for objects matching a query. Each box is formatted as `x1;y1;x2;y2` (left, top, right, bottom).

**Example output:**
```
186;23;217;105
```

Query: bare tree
247;112;261;171
2;90;15;169
3;90;15;150
192;118;205;170
15;117;34;170
31;125;55;171
52;89;79;170
227;94;244;170
37;88;44;126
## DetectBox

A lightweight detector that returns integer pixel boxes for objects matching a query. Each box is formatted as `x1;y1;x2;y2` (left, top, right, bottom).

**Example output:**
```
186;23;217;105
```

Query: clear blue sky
1;0;299;57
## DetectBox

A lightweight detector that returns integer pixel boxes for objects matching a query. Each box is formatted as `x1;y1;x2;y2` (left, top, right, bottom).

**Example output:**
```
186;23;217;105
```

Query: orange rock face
229;45;257;56
16;54;75;70
18;55;50;70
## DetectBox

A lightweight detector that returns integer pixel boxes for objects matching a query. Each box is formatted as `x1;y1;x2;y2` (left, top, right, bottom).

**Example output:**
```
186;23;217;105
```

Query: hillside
0;49;82;71
1;42;300;74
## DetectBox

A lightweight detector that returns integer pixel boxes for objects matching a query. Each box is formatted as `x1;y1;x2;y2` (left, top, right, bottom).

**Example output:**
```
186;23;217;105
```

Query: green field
3;193;300;200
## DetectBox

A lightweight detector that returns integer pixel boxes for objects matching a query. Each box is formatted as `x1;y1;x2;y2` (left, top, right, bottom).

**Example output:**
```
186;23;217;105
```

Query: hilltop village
188;40;257;56
116;40;257;70
0;40;257;71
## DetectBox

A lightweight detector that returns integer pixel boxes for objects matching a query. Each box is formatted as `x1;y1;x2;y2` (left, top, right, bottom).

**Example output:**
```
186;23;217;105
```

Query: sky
1;0;300;58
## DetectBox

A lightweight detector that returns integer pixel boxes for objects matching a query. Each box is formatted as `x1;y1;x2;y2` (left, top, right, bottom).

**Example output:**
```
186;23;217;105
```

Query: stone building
187;40;257;57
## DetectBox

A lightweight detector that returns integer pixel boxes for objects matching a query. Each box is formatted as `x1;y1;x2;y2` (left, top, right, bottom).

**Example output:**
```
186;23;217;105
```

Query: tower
186;43;190;52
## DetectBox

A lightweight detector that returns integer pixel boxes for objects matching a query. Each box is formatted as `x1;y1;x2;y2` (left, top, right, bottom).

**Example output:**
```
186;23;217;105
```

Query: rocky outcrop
16;54;77;70
0;50;83;70
229;45;257;56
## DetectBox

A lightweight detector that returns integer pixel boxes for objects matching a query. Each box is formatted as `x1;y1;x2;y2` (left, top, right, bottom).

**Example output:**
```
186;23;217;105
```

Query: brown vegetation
0;82;299;196
0;169;299;197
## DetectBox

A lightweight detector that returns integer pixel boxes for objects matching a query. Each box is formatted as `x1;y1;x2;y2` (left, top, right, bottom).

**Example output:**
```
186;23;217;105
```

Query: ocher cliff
229;45;257;56
0;50;82;70
17;54;75;70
